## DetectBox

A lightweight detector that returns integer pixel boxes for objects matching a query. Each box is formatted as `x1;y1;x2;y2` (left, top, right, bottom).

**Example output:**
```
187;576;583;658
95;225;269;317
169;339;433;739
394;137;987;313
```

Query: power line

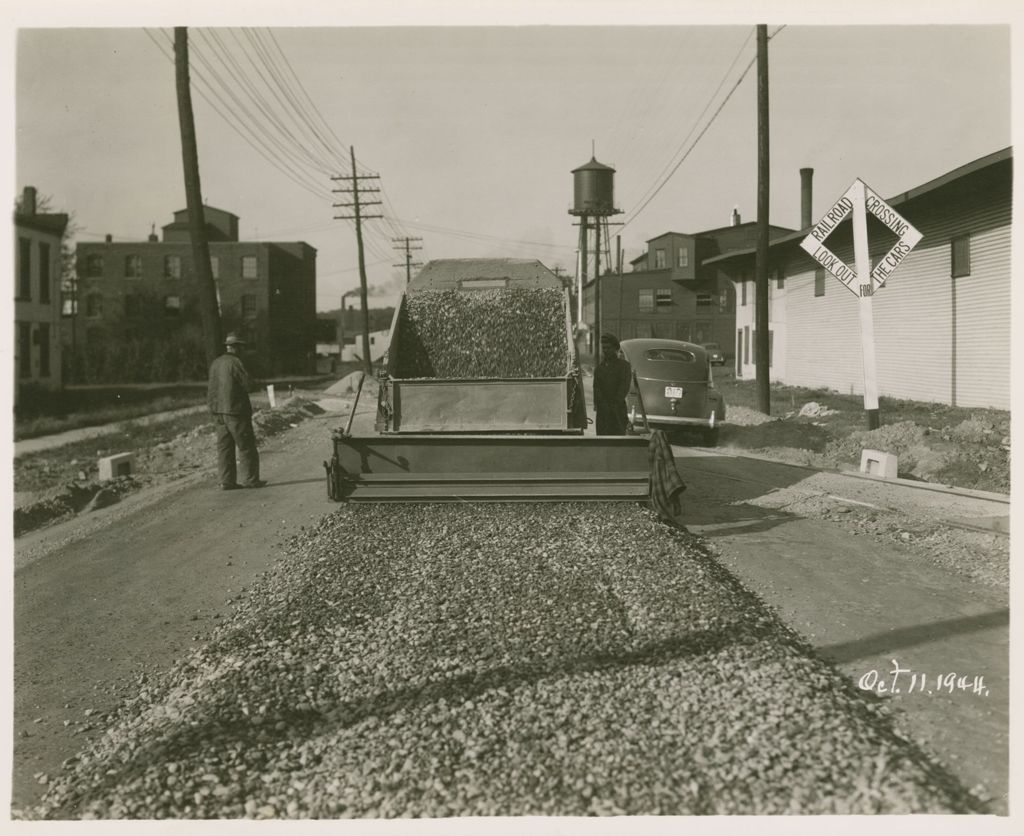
620;25;787;236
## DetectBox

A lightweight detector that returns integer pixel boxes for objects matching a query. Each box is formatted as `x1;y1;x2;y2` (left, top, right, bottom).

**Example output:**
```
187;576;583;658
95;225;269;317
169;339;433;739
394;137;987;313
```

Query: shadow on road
816;609;1010;664
672;452;814;538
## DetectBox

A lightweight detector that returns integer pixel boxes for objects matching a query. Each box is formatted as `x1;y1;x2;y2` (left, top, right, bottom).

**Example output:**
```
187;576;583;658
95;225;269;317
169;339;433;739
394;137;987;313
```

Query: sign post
800;179;922;429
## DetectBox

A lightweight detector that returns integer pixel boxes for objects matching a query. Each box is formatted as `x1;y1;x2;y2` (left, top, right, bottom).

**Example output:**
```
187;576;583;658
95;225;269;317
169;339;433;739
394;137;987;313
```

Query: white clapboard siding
782;182;1009;410
785;254;865;395
953;217;1011;409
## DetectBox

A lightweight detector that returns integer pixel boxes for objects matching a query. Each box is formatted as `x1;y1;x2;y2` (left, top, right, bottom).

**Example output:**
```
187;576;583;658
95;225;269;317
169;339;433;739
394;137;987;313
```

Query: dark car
702;342;726;366
620;338;726;445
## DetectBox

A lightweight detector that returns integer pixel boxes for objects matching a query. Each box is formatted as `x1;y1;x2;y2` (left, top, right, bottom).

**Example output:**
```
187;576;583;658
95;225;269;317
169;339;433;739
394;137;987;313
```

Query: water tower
569;154;621;352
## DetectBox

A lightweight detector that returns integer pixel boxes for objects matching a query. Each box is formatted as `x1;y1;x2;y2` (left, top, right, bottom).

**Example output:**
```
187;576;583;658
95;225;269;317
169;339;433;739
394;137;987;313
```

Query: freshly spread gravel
28;503;977;818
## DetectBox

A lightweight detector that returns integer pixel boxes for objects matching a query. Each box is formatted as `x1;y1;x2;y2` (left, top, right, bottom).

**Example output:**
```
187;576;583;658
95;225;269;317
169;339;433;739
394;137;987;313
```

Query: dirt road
11;394;1010;813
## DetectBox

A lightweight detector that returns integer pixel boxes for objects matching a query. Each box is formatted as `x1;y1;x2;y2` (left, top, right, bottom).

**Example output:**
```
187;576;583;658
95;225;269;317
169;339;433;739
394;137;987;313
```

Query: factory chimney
800;168;814;230
22;186;37;215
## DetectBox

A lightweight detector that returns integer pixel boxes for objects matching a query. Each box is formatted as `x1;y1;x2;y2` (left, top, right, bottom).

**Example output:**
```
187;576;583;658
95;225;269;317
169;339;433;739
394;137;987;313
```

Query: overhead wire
143;28;330;201
619;26;786;237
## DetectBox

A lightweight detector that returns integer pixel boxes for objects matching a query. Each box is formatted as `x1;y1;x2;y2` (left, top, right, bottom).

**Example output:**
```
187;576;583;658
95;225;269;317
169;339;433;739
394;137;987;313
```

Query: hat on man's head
224;332;247;346
600;333;620;349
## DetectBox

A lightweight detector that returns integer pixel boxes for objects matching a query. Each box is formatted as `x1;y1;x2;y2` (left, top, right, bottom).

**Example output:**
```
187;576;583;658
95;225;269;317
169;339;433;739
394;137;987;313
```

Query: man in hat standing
207;332;266;489
593;333;632;435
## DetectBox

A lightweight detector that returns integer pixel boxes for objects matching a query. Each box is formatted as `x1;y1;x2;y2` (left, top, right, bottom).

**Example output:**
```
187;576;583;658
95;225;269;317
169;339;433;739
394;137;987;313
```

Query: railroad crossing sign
800;179;922;296
799;179;923;429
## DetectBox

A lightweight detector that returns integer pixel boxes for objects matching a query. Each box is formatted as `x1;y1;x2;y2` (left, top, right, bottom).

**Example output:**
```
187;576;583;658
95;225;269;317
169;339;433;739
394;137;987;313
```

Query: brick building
14;186;69;401
71;206;317;379
582;216;794;357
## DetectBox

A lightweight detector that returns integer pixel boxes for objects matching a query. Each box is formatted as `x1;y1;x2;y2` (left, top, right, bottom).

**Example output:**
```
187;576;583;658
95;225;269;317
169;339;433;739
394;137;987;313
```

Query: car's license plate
664;386;683;399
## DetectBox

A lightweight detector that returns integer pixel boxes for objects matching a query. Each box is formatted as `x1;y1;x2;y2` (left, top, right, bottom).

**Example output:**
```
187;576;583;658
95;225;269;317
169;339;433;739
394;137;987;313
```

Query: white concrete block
98;452;133;481
266;384;277;408
860;449;898;479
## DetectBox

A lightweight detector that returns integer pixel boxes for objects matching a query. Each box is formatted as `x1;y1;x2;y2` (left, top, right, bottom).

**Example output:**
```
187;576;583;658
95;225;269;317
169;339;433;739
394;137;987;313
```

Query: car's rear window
645;348;696;363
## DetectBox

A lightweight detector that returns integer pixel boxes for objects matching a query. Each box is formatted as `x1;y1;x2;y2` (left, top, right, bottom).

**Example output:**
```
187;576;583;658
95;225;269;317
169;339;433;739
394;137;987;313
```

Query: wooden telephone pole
754;23;771;415
174;27;222;365
392;236;423;284
332;147;382;375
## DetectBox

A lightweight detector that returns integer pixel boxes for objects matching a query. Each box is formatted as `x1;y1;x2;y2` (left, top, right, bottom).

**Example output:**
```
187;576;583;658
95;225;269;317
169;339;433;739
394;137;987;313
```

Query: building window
638;289;654;312
164;295;181;316
718;286;732;313
124;255;142;279
85;253;104;277
769;330;774;368
693;321;711;344
814;267;826;297
210;256;220;279
241;256;258;279
774;266;784;290
655;288;673;308
654;248;666;269
635;321;652;338
38;323;50;377
743;326;750;365
696;292;713;310
164;255;182;279
951;235;971;278
86;293;103;317
677;248;689;268
242;294;258;319
18;237;32;299
18;323;32;378
39;242;51;303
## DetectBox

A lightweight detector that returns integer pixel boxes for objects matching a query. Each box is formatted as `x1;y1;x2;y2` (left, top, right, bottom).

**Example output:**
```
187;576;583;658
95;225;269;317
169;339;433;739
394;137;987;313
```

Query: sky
10;5;1014;314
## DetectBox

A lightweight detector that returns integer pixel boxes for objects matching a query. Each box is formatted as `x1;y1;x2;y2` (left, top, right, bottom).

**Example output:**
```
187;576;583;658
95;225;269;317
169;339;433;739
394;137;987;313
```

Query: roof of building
15;212;69;236
409;258;563;291
703;146;1012;266
644;221;796;244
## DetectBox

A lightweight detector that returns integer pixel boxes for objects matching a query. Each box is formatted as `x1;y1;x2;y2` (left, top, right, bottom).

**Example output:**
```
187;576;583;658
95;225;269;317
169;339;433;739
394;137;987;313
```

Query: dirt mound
13;398;331;538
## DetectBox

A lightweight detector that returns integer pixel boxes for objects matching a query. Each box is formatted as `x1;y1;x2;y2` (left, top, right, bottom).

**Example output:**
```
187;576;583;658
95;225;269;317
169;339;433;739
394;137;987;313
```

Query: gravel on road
24;503;980;819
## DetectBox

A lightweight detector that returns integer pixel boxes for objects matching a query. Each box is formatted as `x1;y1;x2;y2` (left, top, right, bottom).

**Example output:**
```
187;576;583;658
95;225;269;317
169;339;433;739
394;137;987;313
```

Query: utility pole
392;236;423;285
173;27;222;367
754;23;771;414
332;147;382;375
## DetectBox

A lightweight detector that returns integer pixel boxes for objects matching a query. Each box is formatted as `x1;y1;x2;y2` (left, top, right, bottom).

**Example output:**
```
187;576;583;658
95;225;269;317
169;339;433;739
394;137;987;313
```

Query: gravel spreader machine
325;270;651;502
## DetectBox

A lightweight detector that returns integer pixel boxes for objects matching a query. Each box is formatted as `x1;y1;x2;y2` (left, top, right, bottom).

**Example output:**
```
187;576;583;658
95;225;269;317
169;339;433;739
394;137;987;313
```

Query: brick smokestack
800;168;814;230
22;186;37;215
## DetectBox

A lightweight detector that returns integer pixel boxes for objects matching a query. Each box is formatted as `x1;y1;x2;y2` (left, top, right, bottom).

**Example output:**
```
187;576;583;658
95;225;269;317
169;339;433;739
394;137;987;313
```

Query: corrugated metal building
707;148;1011;411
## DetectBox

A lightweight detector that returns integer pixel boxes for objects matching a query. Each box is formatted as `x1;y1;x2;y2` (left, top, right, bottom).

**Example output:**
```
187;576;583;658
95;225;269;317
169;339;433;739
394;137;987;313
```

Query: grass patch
15;385;208;441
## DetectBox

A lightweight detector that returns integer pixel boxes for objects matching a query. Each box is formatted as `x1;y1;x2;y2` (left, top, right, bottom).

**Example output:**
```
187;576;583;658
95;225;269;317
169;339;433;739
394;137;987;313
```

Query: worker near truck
207;332;266;490
593;332;632;435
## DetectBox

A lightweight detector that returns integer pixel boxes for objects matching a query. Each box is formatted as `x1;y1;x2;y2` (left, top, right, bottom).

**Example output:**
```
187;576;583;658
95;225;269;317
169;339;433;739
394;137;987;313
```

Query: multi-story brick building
71;206;317;378
582;215;794;357
14;186;69;401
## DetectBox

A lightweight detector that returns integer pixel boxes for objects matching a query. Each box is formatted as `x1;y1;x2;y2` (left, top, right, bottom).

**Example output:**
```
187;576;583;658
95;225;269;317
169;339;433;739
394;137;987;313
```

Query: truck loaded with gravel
324;270;651;501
